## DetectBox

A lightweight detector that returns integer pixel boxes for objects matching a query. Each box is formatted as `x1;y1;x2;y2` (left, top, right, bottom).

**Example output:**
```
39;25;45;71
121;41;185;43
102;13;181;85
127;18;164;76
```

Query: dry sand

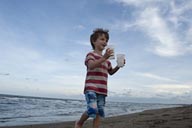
1;105;192;128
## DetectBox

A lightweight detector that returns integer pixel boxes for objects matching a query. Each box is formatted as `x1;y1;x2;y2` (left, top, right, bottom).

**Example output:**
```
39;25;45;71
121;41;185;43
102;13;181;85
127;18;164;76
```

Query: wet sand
1;105;192;128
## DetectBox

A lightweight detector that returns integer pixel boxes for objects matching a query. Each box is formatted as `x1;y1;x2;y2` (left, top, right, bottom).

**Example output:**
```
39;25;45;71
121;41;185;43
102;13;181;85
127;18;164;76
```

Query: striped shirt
84;52;112;96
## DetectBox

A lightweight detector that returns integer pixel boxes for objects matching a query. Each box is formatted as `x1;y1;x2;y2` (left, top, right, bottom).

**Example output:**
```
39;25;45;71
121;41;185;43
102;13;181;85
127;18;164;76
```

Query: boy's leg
75;111;89;128
86;92;98;118
75;91;98;128
93;94;105;128
93;114;100;128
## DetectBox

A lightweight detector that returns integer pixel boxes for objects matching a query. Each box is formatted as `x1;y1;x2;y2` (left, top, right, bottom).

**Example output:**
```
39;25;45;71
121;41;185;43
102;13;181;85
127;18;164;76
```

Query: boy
75;28;125;128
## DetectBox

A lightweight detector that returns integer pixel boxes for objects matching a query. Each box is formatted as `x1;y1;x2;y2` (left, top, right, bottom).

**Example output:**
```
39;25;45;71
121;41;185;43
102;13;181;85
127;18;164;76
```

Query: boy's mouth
103;44;107;48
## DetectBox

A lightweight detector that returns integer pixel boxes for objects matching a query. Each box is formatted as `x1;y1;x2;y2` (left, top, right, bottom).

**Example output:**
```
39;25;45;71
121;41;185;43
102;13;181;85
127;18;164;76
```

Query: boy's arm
87;49;113;70
108;66;120;75
87;57;106;70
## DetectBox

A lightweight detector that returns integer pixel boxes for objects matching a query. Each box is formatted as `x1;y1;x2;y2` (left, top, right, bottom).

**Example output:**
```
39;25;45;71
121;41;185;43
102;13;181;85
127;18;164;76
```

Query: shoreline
1;105;192;128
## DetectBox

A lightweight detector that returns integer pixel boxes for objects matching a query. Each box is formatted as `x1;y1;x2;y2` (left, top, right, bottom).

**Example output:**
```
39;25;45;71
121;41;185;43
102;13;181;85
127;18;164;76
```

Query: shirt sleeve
85;52;95;66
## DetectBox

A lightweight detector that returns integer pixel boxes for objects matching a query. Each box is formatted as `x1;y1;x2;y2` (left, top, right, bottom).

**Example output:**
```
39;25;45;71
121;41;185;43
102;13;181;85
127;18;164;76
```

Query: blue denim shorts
85;91;106;119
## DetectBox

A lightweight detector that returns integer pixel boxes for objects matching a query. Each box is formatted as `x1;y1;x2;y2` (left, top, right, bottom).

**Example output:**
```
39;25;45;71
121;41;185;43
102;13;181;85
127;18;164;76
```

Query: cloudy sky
0;0;192;104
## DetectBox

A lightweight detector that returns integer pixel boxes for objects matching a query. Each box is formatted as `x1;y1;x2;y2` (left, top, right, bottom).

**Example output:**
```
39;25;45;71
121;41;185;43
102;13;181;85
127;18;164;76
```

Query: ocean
0;94;182;127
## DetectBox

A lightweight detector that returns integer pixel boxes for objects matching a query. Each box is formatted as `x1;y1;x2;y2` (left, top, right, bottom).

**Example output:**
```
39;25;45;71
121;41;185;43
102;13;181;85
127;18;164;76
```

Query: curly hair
90;28;109;49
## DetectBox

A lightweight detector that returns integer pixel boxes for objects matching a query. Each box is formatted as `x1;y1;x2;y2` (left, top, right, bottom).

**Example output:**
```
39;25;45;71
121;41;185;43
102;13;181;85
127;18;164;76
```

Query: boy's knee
87;107;97;118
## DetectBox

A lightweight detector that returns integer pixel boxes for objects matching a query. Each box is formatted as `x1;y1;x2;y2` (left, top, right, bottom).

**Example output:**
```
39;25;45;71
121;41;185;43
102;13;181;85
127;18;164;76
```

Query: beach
1;105;191;128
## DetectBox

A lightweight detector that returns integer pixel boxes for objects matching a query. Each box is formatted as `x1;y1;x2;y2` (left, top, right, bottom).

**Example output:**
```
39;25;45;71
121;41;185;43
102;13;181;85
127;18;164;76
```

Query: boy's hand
103;48;114;59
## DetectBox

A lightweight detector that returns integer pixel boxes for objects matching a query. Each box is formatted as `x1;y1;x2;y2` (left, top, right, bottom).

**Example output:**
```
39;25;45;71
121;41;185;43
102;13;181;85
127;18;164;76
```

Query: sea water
0;94;182;127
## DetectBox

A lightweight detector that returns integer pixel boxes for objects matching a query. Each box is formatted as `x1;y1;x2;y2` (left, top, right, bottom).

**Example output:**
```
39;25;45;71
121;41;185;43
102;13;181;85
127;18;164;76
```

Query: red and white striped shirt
84;52;112;96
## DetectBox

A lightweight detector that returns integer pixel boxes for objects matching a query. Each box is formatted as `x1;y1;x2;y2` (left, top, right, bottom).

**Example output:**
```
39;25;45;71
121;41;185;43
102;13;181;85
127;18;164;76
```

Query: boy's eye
101;38;106;41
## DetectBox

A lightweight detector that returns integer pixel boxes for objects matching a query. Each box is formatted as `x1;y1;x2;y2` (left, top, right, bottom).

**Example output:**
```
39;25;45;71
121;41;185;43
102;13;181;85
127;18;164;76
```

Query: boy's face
93;34;108;51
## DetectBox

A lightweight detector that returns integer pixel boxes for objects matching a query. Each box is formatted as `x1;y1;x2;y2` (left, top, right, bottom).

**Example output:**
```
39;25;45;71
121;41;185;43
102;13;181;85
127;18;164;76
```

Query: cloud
73;25;86;30
75;40;90;46
112;0;161;7
137;7;184;57
170;0;192;17
0;73;10;76
135;72;178;82
153;84;192;96
108;83;192;103
112;0;192;57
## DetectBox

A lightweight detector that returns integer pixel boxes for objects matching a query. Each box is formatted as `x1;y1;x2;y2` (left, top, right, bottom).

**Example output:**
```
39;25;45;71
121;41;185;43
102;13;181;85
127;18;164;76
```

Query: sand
1;105;192;128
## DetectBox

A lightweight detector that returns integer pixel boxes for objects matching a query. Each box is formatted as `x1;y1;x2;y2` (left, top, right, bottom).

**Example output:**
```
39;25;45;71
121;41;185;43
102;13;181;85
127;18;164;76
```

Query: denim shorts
85;91;106;119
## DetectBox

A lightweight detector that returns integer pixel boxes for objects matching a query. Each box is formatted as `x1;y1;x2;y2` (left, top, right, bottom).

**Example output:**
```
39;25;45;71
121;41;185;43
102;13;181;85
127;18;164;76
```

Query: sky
0;0;192;104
